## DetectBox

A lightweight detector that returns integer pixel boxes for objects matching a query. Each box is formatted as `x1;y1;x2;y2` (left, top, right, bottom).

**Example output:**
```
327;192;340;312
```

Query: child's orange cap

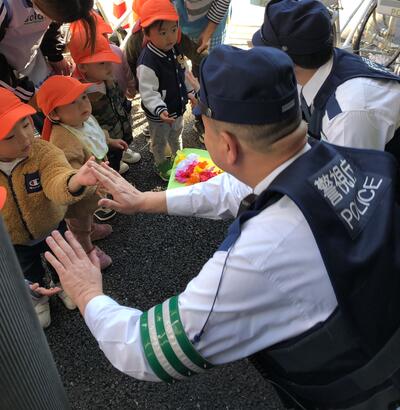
71;11;113;36
0;88;36;140
140;0;178;28
36;76;94;116
69;31;121;65
133;0;148;20
0;186;6;210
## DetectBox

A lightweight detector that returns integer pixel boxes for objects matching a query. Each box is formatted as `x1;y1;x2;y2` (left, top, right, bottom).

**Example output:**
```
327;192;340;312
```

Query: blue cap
252;0;332;55
199;45;299;125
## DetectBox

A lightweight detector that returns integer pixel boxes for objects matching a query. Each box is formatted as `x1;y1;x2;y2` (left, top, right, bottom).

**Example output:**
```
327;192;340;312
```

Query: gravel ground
45;99;285;410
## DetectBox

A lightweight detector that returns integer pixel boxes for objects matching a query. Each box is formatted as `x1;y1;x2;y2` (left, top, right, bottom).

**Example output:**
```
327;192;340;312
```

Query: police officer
45;45;400;410
252;0;400;158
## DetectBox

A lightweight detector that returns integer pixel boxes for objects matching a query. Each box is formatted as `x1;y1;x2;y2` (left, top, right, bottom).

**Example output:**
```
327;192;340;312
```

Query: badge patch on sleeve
309;155;391;239
25;171;42;194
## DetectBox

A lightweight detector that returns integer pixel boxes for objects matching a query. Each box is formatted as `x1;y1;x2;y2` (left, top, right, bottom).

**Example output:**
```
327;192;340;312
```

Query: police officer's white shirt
84;144;338;381
301;57;400;150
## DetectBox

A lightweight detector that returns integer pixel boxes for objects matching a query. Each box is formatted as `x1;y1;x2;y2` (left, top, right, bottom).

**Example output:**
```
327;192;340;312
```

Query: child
0;88;98;328
68;28;141;176
136;0;196;180
36;75;114;270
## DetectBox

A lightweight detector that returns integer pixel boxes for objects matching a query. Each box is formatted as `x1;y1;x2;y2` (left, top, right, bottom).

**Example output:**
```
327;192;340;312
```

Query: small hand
185;70;200;93
188;93;198;108
29;283;61;297
108;139;129;151
160;111;175;125
126;80;137;99
196;21;217;53
72;156;99;188
49;58;73;76
88;161;148;214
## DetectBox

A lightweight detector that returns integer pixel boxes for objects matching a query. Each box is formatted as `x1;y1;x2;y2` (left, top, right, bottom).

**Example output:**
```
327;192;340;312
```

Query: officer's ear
220;130;239;166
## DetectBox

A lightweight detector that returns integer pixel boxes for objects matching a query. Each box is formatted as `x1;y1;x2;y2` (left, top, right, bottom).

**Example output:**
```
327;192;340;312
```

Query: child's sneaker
119;161;129;175
91;223;113;242
94;207;116;221
95;246;112;270
122;148;141;164
155;160;172;182
32;296;51;328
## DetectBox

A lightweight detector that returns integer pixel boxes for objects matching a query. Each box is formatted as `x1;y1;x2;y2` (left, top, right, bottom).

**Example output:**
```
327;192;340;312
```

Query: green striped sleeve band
140;296;214;382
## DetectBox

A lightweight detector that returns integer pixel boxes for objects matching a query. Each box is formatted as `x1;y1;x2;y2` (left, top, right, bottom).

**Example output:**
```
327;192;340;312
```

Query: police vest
239;140;400;409
307;48;400;161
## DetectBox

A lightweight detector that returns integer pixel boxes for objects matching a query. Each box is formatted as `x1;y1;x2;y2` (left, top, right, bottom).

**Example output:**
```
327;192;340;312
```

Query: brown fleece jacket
49;124;100;220
0;138;88;245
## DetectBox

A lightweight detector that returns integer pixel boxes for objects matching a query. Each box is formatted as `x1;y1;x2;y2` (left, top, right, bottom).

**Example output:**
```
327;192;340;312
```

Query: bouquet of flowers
174;151;222;186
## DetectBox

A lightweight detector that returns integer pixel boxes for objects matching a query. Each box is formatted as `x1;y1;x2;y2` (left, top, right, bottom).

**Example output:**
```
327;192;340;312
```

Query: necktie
236;193;258;217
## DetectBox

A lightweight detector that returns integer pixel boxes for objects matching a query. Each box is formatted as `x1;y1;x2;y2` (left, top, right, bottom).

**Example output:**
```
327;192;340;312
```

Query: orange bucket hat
0;88;36;141
0;186;6;209
132;0;148;21
70;11;113;37
68;31;121;65
36;75;94;141
140;0;178;28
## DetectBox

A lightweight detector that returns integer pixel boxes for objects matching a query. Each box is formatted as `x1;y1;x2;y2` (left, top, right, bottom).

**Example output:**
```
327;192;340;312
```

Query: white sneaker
57;288;77;310
119;161;129;175
32;296;51;328
122;148;141;164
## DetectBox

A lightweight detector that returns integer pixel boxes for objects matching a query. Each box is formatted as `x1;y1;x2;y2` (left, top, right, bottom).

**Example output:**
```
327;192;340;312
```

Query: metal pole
0;217;70;410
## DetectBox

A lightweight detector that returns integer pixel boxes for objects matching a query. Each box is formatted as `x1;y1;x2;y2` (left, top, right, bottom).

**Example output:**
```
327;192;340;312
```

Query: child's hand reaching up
68;157;99;193
160;111;175;125
108;139;129;151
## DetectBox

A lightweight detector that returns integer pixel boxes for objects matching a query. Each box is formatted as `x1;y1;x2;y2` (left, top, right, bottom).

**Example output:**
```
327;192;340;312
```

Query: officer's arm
324;110;391;151
91;163;252;218
83;244;254;382
166;172;252;220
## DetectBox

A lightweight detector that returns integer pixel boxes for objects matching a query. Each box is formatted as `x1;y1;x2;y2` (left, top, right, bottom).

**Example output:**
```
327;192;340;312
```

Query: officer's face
146;21;179;52
0;117;34;161
51;93;92;127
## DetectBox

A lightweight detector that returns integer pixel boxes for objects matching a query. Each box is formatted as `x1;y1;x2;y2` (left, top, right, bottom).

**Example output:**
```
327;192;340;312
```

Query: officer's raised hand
89;162;168;215
45;230;103;314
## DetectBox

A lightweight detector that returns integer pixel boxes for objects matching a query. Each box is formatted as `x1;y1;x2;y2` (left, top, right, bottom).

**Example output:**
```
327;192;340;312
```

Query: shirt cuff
166;185;196;216
84;295;120;332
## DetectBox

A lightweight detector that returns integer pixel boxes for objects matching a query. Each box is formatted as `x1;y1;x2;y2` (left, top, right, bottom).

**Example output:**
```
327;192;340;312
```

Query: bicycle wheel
353;1;400;68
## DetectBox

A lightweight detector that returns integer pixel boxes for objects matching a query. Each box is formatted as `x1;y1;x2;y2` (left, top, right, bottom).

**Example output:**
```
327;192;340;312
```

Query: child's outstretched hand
108;139;129;151
29;282;62;297
160;111;175;125
69;157;99;192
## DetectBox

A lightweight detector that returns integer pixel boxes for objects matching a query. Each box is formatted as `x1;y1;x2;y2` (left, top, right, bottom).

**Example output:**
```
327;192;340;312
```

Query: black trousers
14;221;67;286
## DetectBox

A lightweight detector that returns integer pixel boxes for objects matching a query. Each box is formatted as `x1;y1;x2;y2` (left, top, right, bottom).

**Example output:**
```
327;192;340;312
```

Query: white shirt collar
253;143;311;195
301;57;334;107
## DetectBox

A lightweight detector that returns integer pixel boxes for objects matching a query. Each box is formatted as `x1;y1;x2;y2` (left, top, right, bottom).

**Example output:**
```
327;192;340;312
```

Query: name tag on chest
309;155;391;239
